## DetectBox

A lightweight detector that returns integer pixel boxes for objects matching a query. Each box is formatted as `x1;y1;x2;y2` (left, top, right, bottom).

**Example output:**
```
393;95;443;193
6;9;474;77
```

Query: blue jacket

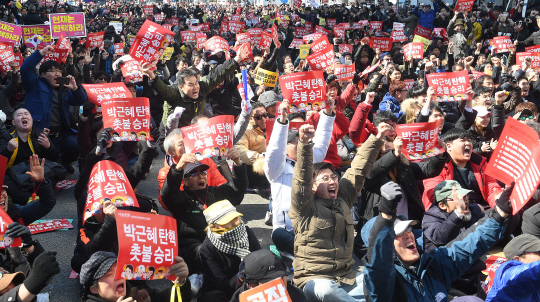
361;211;506;302
379;92;403;118
414;2;438;30
21;51;87;130
486;260;540;302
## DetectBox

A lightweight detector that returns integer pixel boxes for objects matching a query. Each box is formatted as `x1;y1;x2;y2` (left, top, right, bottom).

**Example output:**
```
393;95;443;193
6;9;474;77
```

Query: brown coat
290;134;384;288
234;123;266;165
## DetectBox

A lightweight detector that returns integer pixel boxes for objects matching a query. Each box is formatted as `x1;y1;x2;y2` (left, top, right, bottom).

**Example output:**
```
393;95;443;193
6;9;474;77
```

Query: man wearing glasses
21;45;88;174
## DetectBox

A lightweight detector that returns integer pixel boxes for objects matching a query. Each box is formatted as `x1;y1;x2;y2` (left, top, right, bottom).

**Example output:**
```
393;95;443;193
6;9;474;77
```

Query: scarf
207;223;250;260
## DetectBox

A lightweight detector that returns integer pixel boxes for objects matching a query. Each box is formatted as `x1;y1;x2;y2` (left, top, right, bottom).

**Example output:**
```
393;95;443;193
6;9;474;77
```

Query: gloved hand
82;101;95;118
173;106;186;119
378;181;402;216
147;122;160;148
96;127;113;154
5;222;32;246
23;251;60;295
353;73;361;85
496;182;515;215
326;74;337;84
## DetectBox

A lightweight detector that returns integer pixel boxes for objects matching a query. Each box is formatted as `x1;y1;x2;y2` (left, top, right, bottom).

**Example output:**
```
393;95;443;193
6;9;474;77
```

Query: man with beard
447;12;473;60
422;181;485;253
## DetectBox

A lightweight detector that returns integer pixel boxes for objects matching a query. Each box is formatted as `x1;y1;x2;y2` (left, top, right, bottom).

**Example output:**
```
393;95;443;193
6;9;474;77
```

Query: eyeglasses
289;138;298;144
46;69;62;75
316;174;339;182
519;116;534;121
253;113;269;120
186;170;207;178
396;226;412;237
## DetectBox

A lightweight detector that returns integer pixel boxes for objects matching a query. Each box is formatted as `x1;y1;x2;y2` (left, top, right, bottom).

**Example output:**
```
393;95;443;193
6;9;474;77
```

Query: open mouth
116;282;125;294
192;91;199;97
0;199;5;210
406;242;416;251
197;181;206;189
21;119;28;127
327;187;337;197
463;145;471;157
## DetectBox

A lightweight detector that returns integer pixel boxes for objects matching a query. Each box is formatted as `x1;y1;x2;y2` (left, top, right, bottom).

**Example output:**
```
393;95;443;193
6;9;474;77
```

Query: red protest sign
327;18;336;27
396;119;443;161
180;30;196;43
231;15;241;21
239;278;292;302
0;207;21;249
121;60;144;83
82;83;133;108
248;28;262;46
114;43;124;55
205;36;230;54
472;71;488;80
490;36;515;53
220;21;228;34
333;27;345;39
259;31;273;49
279;71;326;113
454;0;474;12
190;24;203;32
54;179;77;190
304;22;312;31
310;35;331;53
165;18;179;26
307;44;334;71
481;255;507;294
303;33;323;43
338;44;353;54
404;79;414;90
83;160;138;223
234;42;254;65
485;118;540;214
272;24;281;48
246;12;255;20
128;20;174;70
433;28;449;41
293;0;302;8
426;70;471;101
339;23;351;30
355;20;369;29
236;32;251;44
228;21;245;34
334;63;355;81
0;49;14;75
12;52;22;70
516;52;540;72
39;44;69;64
289;39;304;49
414;25;432;39
361;61;381;78
115;210;178;281
526;45;540;53
86;31;105;50
315;25;330;35
403;42;424;59
196;33;207;50
142;5;153;15
393;22;405;31
154;14;163;22
265;120;312;145
102;97;152;142
370;21;383;31
370;37;392;51
27;218;74;234
391;30;407;42
180;115;234;158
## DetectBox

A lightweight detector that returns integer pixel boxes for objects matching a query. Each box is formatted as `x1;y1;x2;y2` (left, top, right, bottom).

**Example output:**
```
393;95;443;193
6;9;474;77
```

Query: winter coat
413;2;438;30
465;104;505;158
264;113;334;234
83;281;191;302
486;260;540;302
290;134;384;288
516;30;540;48
361;210;506;302
397;14;419;35
379;92;403;118
21;51;88;130
447;19;474;59
0;126;60;167
234;123;266;165
422;204;485;253
307;111;350;169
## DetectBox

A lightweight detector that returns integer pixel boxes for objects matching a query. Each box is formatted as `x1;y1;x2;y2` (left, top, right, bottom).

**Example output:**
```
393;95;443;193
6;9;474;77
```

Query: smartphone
42;128;50;135
503;54;508;66
56;77;70;85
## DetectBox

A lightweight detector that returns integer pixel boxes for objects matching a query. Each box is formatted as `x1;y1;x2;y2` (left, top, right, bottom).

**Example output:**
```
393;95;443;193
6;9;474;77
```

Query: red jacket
422;152;502;210
349;102;374;147
335;83;359;112
307;110;350;169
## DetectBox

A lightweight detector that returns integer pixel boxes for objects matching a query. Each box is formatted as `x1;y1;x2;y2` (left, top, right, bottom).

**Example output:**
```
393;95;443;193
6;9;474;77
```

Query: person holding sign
447;12;474;60
79;251;191;302
160;148;247;275
290;121;390;301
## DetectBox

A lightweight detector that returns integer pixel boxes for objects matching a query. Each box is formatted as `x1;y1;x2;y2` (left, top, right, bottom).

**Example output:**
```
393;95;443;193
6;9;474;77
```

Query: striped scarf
207;223;250;260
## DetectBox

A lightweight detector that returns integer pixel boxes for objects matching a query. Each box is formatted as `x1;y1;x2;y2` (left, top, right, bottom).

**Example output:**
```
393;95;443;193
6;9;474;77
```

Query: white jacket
264;112;335;233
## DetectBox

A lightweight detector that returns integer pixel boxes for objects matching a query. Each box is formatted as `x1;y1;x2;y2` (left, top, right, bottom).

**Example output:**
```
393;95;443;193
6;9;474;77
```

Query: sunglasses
396;226;413;237
185;170;207;178
253;113;269;120
519;116;534;121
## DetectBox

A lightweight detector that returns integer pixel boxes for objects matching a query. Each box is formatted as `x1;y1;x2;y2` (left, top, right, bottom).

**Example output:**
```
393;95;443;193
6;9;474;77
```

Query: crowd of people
0;0;536;301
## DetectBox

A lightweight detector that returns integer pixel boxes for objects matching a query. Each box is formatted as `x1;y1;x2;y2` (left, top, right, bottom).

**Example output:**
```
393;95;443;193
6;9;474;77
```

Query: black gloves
82;101;95;118
326;74;337;84
353;73;361;85
97;127;113;154
5;222;32;246
496;182;515;215
378;181;402;216
23;251;60;295
150;122;160;141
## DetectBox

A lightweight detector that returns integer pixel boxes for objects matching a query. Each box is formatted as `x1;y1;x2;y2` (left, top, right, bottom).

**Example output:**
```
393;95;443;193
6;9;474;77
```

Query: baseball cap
434;180;472;203
183;162;210;178
394;216;417;236
204;200;243;225
0;267;25;293
473;106;490;117
503;234;540;260
242;249;287;284
513;108;534;120
80;251;117;295
287;130;299;143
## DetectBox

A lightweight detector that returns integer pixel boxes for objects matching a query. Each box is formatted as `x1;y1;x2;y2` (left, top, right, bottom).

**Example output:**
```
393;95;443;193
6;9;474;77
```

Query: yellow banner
299;44;310;59
413;35;430;52
254;68;279;87
160;47;174;60
319;17;326;26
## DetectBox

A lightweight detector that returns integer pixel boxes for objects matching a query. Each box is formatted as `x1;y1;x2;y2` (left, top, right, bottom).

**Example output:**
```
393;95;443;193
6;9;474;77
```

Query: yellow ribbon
7;130;35;168
170;279;183;302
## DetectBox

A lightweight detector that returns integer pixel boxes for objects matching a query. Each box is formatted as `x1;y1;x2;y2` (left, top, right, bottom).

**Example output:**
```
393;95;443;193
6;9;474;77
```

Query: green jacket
153;59;240;128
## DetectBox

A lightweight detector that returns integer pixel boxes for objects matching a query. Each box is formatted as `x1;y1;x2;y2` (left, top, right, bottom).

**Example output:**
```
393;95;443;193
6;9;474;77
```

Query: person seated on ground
264;100;335;256
2;155;56;226
234;102;270;197
230;249;308;302
0;222;60;301
485;234;540;301
362;181;514;301
0;109;61;204
423;127;503;211
522;202;540;239
290;121;389;301
198;200;261;301
160;149;247;275
21;45;88;173
79;251;191;302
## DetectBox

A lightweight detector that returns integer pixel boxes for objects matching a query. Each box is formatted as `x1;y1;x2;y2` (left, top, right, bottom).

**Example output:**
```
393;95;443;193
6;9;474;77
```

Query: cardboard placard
426;71;471;101
370;37;392;51
180;115;234;158
396;119;443;160
102;97;152;142
128;20;174;70
334;63;355;81
27;218;74;234
0;21;22;47
403;42;424;59
279;71;326;113
82;83;133;107
86;31;105;50
490;36;516;53
454;0;475;12
516;52;540;72
239;278;292;302
49;13;86;38
22;25;52;48
254;68;279;87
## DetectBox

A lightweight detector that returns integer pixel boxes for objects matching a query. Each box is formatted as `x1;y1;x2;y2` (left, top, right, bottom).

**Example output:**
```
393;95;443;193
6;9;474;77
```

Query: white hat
473;106;490;117
394;217;418;236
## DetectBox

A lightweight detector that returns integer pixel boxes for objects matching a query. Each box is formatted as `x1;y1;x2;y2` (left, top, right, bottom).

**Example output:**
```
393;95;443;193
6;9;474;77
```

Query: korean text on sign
279;71;327;113
454;0;475;12
396;119;443;161
490;36;516;54
115;210;178;281
403;42;424;59
102;98;152;142
82;83;133;107
22;25;52;47
84;160;139;223
485;118;540;214
0;21;22;47
128;20;174;70
334;63;355;81
426;70;471;101
0;207;21;249
255;68;279;87
180;115;234;159
49;13;86;38
239;278;292;302
370;37;392;51
516;52;540;72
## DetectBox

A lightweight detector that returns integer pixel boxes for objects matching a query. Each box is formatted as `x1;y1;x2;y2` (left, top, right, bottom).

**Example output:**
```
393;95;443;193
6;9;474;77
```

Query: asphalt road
34;152;274;302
